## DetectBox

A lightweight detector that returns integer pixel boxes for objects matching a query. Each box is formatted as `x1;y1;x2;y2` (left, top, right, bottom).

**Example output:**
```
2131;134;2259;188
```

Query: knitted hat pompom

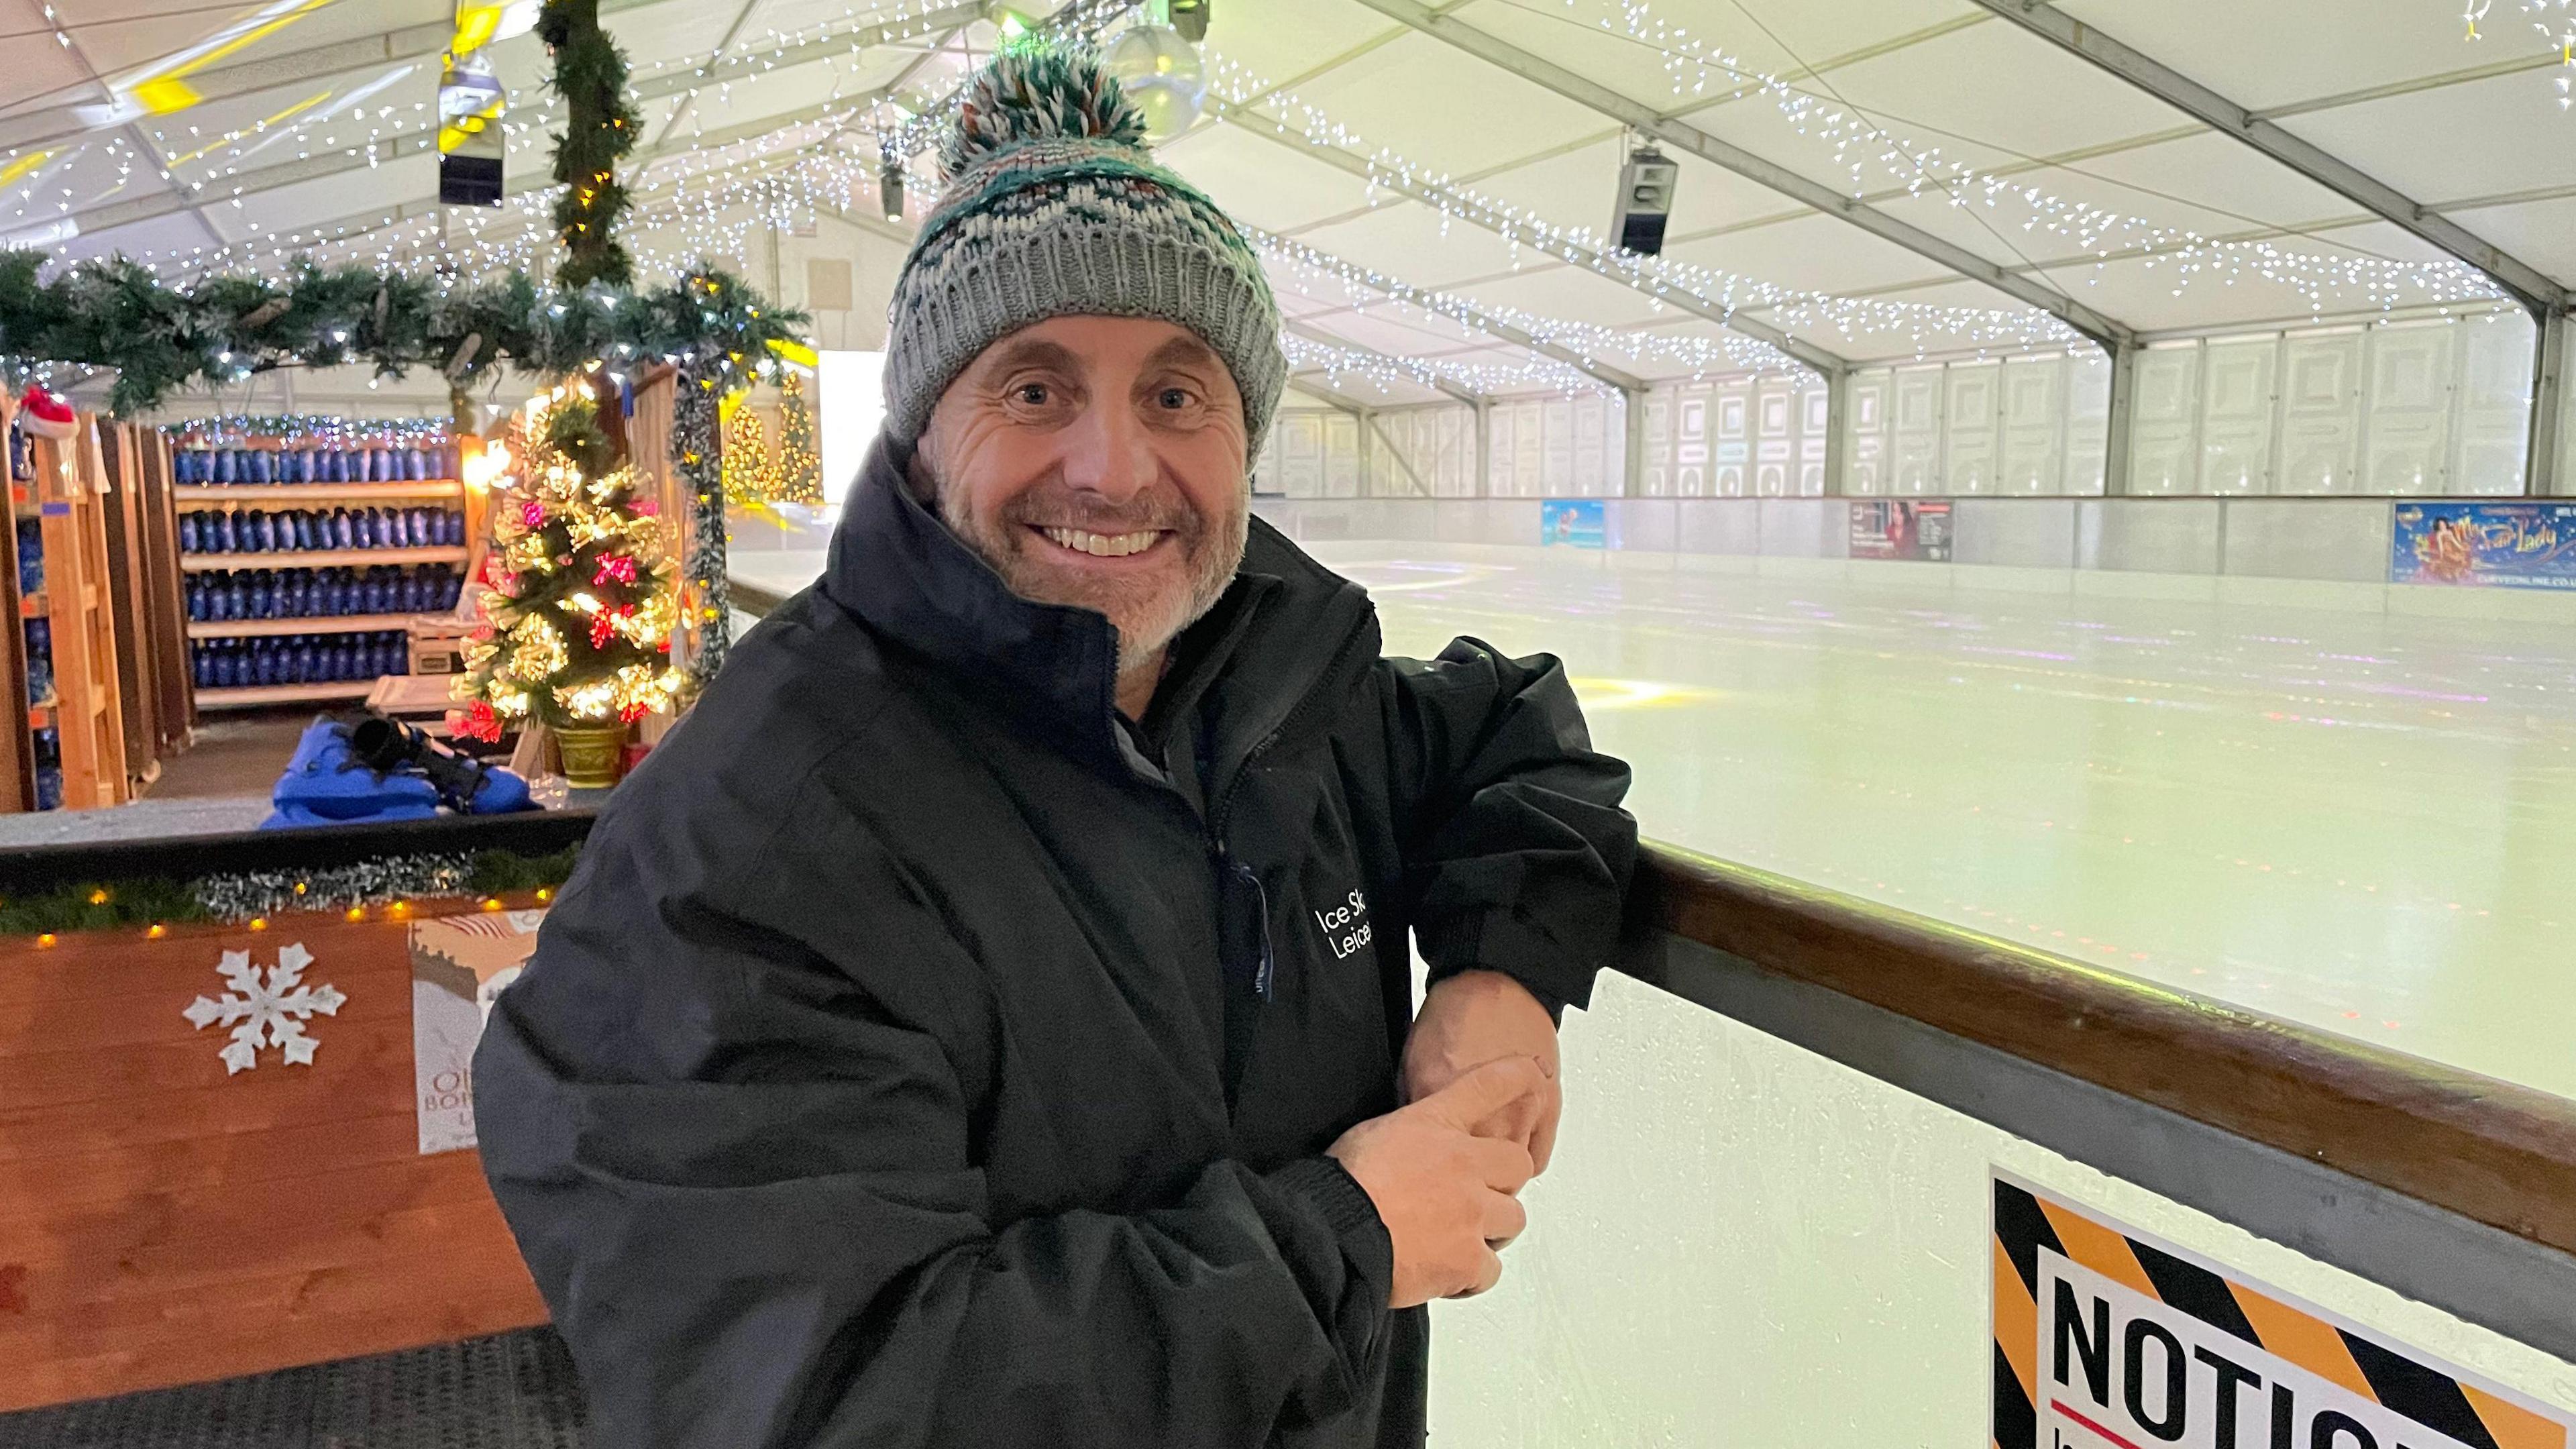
940;42;1149;182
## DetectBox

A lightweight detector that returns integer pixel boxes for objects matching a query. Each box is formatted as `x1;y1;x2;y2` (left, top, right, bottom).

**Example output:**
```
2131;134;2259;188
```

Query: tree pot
554;723;627;790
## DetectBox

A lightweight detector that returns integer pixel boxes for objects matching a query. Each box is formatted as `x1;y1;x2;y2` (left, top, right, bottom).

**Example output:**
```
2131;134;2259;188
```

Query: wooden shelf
176;481;464;501
189;614;418;639
17;592;43;619
182;546;465;572
195;680;383;709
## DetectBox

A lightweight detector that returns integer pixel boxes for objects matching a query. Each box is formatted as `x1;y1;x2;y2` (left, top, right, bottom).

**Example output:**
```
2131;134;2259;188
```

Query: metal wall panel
1676;388;1709;496
2361;323;2455;496
2276;332;2365;495
1941;363;2002;494
1891;368;1944;495
1713;382;1751;497
1843;374;1891;496
1755;380;1799;497
2197;338;2277;495
1643;393;1674;498
1323;413;1361;497
1999;357;2066;496
1511;400;1542;496
2453;318;2532;496
1799;384;1831;496
2128;346;2202;495
2065;350;2111;496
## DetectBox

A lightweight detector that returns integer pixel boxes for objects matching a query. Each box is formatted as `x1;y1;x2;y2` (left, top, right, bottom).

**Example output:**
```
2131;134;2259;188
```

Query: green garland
537;0;639;289
0;846;582;938
0;252;806;419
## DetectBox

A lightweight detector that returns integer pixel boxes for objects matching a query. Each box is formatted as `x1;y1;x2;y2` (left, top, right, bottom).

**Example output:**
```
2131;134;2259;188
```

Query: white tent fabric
2;0;2567;482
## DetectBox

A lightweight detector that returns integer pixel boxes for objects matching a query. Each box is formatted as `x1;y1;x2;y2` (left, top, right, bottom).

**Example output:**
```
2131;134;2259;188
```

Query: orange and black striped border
1992;1176;2563;1449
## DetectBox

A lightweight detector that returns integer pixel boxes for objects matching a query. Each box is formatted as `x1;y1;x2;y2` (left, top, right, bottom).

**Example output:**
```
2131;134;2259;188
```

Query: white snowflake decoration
180;943;347;1075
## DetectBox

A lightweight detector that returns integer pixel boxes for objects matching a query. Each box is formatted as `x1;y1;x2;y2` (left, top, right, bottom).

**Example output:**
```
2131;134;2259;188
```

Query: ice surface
1320;547;2576;1105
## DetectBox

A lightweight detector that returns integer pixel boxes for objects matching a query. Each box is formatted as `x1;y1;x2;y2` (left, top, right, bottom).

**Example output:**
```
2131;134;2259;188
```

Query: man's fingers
1481;1188;1527;1248
1418;1055;1547;1130
1467;1135;1536;1194
1448;1246;1505;1300
1529;1111;1558;1177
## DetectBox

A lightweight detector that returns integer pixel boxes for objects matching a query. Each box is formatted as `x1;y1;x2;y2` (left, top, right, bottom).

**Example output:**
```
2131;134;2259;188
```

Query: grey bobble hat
881;39;1286;455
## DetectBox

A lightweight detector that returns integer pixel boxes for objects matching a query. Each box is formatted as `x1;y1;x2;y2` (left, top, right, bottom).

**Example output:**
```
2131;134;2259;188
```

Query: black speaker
1613;146;1679;256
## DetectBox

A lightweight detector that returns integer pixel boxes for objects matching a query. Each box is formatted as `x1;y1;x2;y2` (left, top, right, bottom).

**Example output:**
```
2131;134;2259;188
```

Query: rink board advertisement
2391;502;2576;590
1850;499;1951;561
1992;1173;2569;1449
411;908;547;1154
1540;498;1609;549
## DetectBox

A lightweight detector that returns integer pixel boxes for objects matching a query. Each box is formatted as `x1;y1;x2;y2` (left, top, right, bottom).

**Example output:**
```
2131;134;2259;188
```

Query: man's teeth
1040;527;1159;557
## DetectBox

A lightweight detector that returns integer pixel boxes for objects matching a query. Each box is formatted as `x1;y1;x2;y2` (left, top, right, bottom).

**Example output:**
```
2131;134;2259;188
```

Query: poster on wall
1540;498;1609;549
411;910;547;1155
1992;1173;2569;1449
2391;501;2576;590
1849;499;1952;561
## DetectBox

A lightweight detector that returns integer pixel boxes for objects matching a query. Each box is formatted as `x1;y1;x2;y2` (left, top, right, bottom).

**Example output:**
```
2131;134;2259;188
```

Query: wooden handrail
1633;843;2576;1258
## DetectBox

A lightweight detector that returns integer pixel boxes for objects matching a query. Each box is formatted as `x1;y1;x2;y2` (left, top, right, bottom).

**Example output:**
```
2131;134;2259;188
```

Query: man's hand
1402;970;1562;1175
1326;1056;1545;1308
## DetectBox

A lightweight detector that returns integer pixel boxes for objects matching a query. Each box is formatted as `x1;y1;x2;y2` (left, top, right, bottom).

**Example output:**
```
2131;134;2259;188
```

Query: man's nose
1057;400;1155;503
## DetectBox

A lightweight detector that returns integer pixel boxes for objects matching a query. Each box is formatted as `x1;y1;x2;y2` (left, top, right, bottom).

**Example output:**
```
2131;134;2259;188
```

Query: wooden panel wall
0;903;549;1412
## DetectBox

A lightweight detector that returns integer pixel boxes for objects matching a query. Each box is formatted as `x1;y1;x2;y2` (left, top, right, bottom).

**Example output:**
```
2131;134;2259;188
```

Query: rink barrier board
1250;496;2576;623
1627;846;2576;1371
0;897;551;1412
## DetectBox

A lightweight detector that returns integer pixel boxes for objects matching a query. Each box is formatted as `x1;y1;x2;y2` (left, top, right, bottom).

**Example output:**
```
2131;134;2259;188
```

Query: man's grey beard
914;453;1248;679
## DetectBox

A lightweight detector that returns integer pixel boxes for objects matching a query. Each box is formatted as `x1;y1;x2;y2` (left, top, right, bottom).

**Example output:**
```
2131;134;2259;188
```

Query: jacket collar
819;436;1371;780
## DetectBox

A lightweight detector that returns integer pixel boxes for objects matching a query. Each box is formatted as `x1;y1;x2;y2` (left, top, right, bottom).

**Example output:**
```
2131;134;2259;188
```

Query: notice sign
2391;501;2576;591
1540;498;1609;549
1994;1173;2569;1449
1850;498;1951;561
411;909;546;1154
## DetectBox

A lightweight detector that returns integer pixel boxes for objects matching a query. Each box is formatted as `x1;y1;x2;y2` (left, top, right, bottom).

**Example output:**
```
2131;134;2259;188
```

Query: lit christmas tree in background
775;369;823;504
449;382;686;743
720;400;775;502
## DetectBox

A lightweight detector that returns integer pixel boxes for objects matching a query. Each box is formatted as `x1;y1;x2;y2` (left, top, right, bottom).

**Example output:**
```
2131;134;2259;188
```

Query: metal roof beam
1284;319;1485;406
1962;0;2569;317
1265;234;1654;392
1348;0;2134;354
1216;100;1837;378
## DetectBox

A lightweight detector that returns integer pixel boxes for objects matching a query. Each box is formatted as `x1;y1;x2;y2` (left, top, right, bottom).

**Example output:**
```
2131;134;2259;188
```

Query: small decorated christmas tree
775;368;822;504
449;382;685;743
720;399;775;502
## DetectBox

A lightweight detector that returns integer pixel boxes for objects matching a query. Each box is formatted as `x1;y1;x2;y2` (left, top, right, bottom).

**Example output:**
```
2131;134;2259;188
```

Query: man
474;40;1636;1449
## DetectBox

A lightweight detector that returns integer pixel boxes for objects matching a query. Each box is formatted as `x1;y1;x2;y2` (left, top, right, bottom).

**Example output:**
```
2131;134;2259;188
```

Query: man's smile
1030;525;1173;560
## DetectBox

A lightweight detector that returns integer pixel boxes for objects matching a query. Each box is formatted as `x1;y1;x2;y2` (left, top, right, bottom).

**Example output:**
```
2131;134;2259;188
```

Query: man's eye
1159;387;1193;409
1015;384;1051;406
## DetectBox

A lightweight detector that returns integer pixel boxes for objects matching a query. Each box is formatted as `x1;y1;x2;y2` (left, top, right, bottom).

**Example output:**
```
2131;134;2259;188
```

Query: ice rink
736;543;2576;1102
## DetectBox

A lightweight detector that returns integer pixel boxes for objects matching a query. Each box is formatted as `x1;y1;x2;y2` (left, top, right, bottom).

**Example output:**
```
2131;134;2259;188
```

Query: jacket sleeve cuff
1420;908;1599;1018
1269;1155;1393;1309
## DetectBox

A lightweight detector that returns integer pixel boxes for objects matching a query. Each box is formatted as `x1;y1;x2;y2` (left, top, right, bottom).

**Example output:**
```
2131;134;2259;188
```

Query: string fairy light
1460;0;2498;309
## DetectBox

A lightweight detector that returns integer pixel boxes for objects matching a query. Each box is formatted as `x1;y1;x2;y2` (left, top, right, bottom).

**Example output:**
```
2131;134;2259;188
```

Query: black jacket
474;438;1638;1448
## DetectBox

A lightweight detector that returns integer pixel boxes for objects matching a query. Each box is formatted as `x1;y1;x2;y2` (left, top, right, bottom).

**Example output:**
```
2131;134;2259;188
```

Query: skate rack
9;415;133;810
169;427;476;712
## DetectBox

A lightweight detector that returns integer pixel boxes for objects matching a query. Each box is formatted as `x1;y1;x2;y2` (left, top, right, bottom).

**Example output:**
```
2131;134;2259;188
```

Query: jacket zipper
1203;624;1373;1012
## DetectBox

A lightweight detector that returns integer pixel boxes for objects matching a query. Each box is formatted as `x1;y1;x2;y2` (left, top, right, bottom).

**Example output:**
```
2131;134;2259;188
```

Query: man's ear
902;429;941;504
